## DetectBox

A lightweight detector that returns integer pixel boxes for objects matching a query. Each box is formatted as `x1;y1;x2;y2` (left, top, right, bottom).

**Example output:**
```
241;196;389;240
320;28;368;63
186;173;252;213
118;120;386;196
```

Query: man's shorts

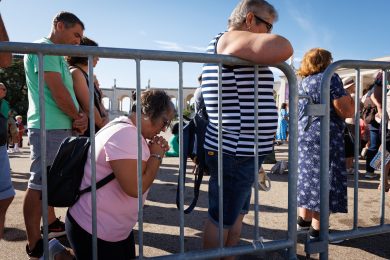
205;149;265;228
28;129;72;191
0;144;15;200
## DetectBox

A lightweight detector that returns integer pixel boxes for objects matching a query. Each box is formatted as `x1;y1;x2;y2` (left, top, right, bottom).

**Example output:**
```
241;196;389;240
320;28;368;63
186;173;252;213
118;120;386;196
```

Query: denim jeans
366;123;381;173
205;150;265;228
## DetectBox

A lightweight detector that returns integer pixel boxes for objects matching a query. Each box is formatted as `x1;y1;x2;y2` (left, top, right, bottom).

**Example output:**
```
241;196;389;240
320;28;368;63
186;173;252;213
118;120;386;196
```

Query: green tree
0;56;28;123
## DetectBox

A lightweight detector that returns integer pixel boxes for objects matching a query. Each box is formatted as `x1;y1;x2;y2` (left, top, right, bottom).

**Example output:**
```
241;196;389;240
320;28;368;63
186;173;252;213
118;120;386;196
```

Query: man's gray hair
228;0;277;29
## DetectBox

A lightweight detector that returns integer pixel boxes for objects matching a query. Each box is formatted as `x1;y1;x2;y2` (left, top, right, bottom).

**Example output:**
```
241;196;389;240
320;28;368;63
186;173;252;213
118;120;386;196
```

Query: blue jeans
366;124;380;173
28;129;72;190
0;145;15;200
205;150;265;228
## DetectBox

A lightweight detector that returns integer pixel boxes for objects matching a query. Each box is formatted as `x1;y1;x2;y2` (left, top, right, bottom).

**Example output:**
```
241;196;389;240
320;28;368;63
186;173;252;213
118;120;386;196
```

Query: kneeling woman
66;89;175;259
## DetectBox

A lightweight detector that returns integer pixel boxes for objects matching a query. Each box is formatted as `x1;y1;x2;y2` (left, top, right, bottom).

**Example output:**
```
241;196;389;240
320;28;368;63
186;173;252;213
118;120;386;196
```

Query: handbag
0;100;7;146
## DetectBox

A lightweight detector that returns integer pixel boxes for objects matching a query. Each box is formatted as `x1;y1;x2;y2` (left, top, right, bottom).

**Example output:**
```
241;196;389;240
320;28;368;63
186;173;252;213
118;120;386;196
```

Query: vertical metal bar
285;63;298;259
135;59;144;259
353;69;361;229
253;66;260;241
88;56;98;260
178;61;185;253
217;63;224;248
319;71;331;260
38;53;49;260
380;70;387;225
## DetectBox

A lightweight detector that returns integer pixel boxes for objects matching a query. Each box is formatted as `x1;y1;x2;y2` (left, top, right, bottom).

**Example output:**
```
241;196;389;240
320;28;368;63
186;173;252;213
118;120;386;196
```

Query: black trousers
65;211;135;260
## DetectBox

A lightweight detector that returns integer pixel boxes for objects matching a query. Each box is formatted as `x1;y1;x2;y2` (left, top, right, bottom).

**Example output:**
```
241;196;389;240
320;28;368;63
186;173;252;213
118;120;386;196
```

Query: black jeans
65;211;135;260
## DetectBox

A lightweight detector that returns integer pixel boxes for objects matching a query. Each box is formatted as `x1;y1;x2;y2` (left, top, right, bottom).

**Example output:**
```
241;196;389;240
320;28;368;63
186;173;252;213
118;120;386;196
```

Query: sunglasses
253;14;273;33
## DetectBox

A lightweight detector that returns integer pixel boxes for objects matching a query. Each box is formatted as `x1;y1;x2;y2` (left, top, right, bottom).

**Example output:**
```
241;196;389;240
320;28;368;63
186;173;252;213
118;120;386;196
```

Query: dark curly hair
66;36;98;66
132;89;174;122
53;11;84;30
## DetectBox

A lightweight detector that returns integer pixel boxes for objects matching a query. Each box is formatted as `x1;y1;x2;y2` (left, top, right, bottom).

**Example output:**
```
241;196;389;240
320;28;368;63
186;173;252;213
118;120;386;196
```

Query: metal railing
304;60;390;259
0;41;298;259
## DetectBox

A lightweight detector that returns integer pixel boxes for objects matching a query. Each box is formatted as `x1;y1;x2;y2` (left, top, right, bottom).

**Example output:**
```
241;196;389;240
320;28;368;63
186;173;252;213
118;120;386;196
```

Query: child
7;111;19;153
15;115;25;148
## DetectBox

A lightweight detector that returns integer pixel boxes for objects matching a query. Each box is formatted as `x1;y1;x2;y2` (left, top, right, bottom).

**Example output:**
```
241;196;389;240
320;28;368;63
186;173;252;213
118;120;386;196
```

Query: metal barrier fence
0;42;298;259
304;60;390;260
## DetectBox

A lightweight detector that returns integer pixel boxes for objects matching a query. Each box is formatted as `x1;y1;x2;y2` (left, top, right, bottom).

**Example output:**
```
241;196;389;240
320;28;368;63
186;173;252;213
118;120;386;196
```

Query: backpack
47;121;127;207
176;106;208;214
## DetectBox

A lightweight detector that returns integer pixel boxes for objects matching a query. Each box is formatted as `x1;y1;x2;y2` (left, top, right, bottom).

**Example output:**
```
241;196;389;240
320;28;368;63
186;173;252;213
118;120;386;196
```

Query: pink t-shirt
69;116;150;242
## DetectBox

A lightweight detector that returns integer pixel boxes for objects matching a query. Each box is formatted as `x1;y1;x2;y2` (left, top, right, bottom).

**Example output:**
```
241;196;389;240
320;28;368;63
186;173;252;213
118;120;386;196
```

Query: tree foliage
0;56;28;123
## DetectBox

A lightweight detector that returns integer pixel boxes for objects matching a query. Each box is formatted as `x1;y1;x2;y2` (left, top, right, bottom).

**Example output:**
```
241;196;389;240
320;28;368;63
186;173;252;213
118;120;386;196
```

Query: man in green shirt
23;11;87;258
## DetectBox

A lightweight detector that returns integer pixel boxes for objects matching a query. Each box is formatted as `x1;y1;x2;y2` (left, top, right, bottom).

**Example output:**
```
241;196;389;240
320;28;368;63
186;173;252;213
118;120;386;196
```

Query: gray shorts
28;129;72;190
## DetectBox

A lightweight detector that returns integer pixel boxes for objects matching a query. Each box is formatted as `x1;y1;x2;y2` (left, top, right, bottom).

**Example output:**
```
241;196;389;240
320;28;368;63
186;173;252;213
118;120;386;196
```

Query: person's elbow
255;38;294;64
0;53;12;68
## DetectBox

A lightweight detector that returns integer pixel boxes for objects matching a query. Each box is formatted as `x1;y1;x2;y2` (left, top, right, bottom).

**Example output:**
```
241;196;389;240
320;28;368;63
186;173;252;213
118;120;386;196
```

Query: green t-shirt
0;98;9;118
24;37;79;129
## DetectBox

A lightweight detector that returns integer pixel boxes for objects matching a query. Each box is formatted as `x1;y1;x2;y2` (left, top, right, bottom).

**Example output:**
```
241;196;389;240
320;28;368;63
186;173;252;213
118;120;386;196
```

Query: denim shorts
28;129;72;190
205;150;265;228
0;144;15;200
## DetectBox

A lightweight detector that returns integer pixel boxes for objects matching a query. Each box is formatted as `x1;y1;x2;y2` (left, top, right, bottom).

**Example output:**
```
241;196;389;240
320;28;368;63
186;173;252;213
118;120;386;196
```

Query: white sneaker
346;168;354;175
7;148;14;154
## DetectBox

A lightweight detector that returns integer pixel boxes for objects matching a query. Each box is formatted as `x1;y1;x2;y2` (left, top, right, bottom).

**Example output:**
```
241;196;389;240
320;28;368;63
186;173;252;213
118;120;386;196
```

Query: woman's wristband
150;153;162;163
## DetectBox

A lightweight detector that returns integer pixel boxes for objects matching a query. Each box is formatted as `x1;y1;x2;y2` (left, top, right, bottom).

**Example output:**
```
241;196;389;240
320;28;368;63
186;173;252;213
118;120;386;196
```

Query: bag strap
79;120;131;195
79;173;116;195
175;113;206;214
70;65;104;117
176;164;204;214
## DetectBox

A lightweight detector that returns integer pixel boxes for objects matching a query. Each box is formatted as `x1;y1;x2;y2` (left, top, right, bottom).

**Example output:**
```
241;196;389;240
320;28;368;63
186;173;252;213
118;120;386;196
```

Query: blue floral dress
297;72;348;213
276;109;288;140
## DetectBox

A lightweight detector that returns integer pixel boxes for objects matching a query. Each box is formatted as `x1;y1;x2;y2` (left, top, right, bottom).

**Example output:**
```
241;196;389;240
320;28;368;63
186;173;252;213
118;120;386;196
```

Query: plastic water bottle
370;150;390;170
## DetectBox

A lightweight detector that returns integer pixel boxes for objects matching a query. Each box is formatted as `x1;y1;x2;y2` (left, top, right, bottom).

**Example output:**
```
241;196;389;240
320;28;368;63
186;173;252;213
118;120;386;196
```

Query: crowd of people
0;0;389;259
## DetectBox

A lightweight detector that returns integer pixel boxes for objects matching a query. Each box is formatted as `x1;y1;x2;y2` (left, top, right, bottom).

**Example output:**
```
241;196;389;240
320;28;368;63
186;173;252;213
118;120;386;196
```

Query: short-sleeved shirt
24;38;79;129
0;99;9;118
69;116;151;242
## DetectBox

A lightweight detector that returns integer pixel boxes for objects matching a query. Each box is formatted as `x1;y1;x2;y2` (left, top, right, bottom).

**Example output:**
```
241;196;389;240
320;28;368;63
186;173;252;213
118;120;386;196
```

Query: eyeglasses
161;117;171;130
253;14;273;33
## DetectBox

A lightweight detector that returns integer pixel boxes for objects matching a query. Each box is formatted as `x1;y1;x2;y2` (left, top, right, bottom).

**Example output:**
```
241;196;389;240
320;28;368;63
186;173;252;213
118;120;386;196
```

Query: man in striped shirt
201;0;293;254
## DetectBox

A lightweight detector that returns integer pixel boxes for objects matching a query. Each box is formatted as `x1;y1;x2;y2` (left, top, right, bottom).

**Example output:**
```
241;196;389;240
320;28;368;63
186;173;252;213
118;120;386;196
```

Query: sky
2;0;390;91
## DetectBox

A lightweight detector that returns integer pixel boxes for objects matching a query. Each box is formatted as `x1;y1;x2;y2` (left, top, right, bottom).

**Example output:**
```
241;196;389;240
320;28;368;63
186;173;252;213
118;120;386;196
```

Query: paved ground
1;138;390;259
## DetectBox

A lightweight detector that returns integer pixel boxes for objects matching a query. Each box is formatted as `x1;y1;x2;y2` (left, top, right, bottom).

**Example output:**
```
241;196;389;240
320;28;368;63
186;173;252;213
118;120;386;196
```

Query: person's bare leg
223;214;245;260
24;189;42;250
298;207;313;221
24;188;58;249
0;196;14;240
203;218;229;259
346;157;353;170
311;211;320;231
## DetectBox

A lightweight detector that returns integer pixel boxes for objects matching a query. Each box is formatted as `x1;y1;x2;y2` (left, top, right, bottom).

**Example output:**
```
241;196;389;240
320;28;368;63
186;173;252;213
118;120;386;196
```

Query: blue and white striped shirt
201;32;278;156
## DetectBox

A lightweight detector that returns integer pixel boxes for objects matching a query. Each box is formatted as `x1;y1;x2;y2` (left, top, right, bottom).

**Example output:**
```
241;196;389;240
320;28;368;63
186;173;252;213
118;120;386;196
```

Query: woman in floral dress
296;48;354;239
